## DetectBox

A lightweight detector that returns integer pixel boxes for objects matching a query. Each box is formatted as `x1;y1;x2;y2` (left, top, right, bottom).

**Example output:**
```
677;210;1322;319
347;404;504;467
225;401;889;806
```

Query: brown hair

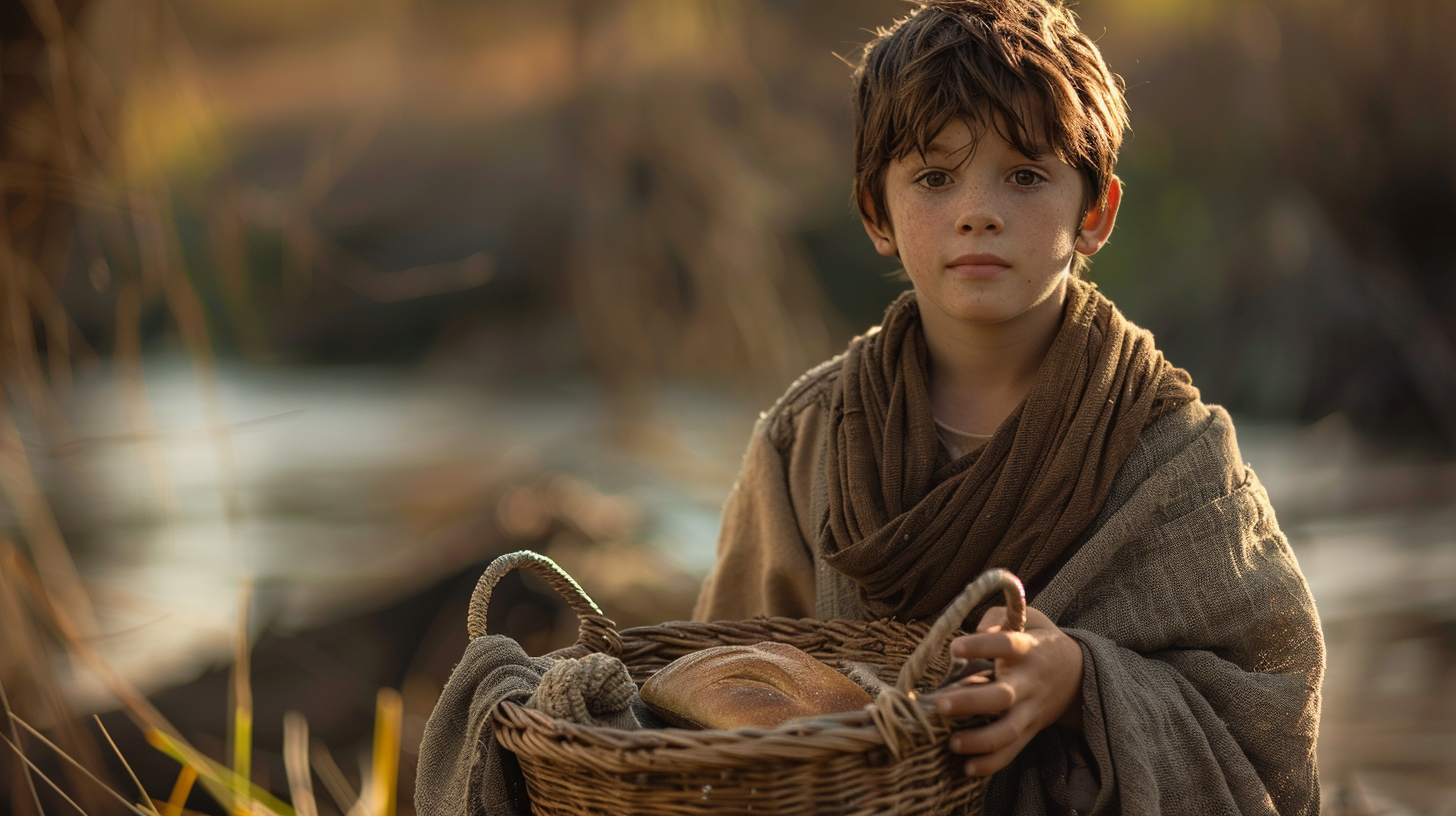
852;0;1128;237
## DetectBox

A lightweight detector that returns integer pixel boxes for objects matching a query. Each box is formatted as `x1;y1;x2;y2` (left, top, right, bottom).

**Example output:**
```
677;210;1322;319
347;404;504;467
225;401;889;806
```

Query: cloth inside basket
415;635;645;816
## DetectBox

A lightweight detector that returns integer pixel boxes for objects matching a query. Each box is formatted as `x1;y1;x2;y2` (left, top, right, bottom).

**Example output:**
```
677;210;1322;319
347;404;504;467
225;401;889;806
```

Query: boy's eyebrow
918;137;977;164
921;133;1051;164
914;138;1046;167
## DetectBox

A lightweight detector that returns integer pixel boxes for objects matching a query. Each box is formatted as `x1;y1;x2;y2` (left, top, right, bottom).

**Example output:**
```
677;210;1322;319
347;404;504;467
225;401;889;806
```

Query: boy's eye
1011;169;1044;186
918;171;952;188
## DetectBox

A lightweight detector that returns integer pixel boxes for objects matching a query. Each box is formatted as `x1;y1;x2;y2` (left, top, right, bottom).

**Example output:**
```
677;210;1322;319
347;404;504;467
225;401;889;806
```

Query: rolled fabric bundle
527;653;642;730
641;641;873;730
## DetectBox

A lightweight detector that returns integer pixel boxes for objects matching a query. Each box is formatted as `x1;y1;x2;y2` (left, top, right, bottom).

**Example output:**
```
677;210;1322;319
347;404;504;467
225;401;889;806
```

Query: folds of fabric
819;277;1199;621
982;402;1323;816
415;636;549;816
414;637;642;816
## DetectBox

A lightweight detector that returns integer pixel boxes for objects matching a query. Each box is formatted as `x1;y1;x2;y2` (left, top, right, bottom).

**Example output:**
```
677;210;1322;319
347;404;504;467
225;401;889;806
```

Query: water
49;359;750;707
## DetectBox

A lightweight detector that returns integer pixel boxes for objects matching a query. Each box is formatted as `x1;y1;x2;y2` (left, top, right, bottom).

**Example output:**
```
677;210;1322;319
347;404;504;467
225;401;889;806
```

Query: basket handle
894;568;1025;694
466;550;622;656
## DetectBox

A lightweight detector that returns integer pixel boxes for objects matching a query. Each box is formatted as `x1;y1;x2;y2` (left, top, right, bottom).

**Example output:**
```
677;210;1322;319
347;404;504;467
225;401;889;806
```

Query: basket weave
470;551;1025;816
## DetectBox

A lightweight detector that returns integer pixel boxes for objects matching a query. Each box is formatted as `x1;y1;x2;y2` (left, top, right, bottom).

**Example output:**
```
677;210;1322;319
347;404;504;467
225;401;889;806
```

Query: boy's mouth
947;253;1011;278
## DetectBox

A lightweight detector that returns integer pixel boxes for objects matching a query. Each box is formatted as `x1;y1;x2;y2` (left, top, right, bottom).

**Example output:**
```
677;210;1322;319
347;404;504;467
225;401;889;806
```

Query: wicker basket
470;551;1025;816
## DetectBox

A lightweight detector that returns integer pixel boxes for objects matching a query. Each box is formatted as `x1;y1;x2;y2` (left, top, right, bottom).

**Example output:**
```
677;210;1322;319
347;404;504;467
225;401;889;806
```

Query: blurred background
0;0;1453;813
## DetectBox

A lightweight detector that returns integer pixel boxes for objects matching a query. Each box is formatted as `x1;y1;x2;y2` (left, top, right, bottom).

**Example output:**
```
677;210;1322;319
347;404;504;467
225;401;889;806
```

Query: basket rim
586;615;941;664
614;614;933;637
492;699;965;770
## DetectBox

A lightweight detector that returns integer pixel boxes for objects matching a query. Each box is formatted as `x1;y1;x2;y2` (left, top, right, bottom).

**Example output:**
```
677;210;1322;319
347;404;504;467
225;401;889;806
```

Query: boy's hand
932;605;1084;777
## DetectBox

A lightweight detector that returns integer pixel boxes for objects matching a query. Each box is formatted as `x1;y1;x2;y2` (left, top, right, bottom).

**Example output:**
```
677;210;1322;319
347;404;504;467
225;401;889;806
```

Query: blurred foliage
1078;0;1456;448
50;0;1452;442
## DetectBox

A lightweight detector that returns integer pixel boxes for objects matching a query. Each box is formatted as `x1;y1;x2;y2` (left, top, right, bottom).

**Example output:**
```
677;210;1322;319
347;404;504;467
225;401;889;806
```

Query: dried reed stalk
161;765;197;816
0;675;44;816
281;713;317;816
93;715;161;816
8;714;152;816
368;690;403;816
229;579;254;815
309;743;357;816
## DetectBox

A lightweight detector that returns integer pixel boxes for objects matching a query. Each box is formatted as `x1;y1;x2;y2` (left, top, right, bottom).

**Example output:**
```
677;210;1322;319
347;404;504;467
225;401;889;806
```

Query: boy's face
860;118;1119;331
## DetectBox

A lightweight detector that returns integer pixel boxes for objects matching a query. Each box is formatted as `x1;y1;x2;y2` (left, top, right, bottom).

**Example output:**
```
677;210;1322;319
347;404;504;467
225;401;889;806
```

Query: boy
693;1;1324;814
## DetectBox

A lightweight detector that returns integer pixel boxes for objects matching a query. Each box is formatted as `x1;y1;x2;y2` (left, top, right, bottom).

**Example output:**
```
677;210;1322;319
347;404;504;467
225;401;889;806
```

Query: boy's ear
1074;176;1122;256
858;191;899;258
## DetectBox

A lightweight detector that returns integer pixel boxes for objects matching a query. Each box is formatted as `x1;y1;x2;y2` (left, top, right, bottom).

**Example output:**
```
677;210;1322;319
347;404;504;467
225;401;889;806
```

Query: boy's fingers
933;682;1015;719
948;706;1034;757
950;631;1032;661
977;605;1057;634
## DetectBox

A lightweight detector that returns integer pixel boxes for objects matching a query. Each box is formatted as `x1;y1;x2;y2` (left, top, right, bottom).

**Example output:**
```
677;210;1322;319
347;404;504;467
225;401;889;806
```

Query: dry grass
6;539;410;814
0;1;428;812
1;0;794;810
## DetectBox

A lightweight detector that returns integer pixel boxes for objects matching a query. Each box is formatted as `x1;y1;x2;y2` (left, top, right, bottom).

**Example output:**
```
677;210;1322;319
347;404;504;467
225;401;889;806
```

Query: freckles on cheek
898;223;935;267
1044;219;1077;260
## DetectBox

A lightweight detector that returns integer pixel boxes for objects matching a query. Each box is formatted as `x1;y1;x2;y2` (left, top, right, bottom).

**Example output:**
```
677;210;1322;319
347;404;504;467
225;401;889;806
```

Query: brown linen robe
695;358;1324;815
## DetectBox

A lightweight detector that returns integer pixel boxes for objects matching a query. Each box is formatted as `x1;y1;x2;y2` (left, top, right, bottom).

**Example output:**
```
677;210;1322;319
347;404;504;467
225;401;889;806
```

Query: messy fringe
852;0;1128;237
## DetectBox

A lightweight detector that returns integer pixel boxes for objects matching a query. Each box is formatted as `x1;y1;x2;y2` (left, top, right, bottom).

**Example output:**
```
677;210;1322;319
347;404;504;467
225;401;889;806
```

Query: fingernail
936;699;952;715
964;761;978;776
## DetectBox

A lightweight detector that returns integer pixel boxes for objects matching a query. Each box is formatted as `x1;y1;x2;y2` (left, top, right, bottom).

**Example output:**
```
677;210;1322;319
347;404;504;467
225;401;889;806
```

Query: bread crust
640;642;872;730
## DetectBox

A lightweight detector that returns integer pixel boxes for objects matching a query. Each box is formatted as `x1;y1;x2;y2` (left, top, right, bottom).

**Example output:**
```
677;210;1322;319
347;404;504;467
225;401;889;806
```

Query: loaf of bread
640;641;873;730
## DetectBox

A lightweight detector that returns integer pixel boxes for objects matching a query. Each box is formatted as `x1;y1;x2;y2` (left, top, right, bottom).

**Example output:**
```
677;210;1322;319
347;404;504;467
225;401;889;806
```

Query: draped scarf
818;277;1199;622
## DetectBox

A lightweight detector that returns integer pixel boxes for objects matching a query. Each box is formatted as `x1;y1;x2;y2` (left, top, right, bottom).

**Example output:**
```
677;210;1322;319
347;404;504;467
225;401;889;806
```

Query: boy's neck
917;277;1069;436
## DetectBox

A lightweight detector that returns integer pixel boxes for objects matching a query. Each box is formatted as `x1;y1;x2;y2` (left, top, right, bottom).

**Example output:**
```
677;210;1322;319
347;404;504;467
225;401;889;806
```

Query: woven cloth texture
820;278;1199;622
982;401;1324;814
414;635;642;816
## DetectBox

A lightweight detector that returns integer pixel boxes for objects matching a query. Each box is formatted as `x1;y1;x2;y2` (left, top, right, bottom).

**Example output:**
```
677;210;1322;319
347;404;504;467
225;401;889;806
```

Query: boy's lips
946;253;1011;278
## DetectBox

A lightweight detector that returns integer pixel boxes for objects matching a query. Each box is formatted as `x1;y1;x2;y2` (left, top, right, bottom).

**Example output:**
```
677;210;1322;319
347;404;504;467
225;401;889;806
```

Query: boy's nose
957;210;1003;234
